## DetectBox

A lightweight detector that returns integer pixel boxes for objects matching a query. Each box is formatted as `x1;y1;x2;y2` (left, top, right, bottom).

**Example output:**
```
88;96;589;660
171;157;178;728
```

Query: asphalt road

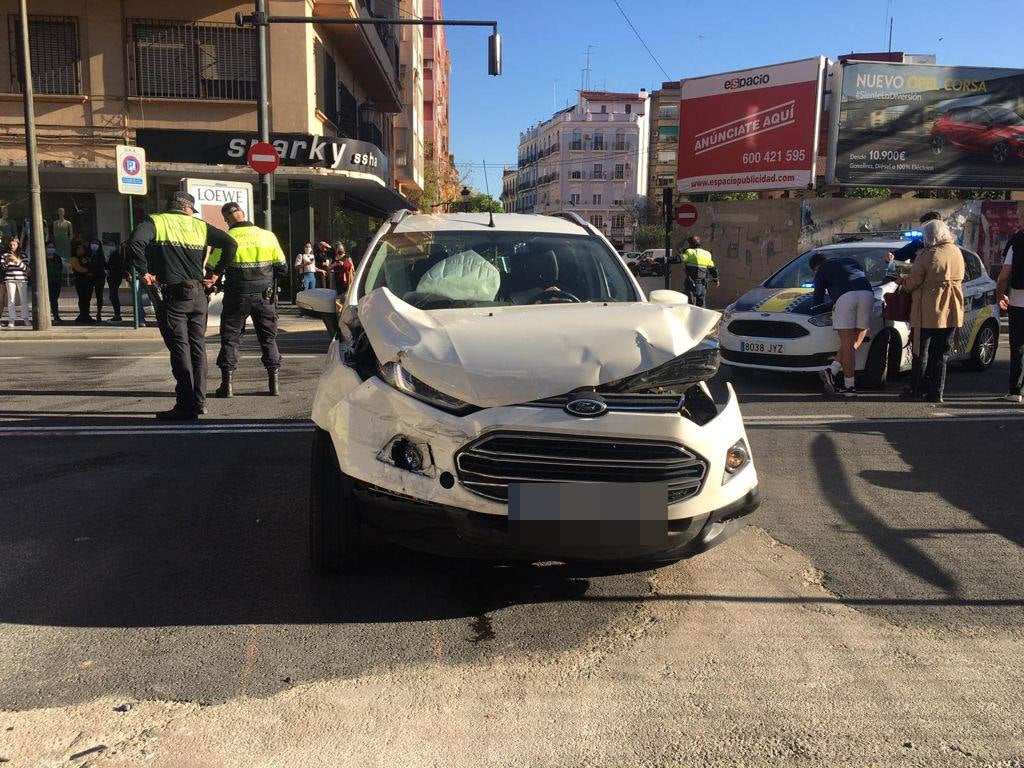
1;324;1022;766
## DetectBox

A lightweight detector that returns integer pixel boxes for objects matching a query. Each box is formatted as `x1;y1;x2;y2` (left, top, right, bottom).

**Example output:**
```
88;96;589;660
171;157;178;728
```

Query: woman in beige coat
900;219;964;402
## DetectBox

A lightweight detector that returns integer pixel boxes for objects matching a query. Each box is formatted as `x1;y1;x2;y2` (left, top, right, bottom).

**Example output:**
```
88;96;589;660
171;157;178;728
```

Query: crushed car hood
358;288;721;408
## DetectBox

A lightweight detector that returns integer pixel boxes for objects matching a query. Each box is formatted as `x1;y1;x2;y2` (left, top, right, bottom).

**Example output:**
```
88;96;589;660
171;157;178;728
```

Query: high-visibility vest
209;224;287;292
681;247;715;269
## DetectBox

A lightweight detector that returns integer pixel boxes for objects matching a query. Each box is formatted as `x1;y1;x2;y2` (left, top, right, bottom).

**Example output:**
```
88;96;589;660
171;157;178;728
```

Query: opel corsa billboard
828;61;1024;189
677;57;826;194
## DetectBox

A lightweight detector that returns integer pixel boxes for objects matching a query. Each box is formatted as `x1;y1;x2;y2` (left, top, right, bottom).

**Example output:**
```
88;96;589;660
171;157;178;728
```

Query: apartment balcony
313;0;402;112
537;172;559;187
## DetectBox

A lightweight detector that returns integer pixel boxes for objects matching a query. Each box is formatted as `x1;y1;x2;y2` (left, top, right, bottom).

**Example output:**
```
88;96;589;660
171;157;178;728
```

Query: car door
963;108;991;152
952;249;986;360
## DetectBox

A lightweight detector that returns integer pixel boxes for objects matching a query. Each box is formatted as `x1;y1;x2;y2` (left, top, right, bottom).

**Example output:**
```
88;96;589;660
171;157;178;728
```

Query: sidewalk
0;286;322;340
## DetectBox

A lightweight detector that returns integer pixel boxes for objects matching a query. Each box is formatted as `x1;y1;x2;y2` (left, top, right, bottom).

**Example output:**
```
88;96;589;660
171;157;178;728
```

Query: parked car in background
931;105;1024;165
621;251;642;274
308;211;759;571
638;249;667;277
718;238;999;388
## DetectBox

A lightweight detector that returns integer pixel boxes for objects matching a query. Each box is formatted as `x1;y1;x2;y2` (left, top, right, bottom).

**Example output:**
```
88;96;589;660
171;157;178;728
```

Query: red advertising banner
677;57;825;193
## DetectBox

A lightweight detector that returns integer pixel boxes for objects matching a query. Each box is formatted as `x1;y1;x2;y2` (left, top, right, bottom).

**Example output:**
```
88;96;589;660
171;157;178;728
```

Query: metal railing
126;18;257;100
7;14;80;94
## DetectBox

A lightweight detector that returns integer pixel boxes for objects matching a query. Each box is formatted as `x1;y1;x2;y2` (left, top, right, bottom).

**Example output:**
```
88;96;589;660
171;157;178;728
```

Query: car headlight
377;361;476;415
723;439;751;483
600;337;720;394
722;303;737;322
808;312;833;327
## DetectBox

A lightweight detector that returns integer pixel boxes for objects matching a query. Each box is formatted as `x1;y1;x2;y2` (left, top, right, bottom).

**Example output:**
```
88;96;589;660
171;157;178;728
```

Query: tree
635;223;663;250
463;192;502;213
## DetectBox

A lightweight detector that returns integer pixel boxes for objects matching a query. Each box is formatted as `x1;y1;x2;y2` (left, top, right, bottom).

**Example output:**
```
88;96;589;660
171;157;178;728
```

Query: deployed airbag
359;288;720;408
415;250;501;303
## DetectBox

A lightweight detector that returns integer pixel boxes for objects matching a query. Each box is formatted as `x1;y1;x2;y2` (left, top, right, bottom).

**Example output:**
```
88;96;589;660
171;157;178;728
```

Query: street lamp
461;186;472;212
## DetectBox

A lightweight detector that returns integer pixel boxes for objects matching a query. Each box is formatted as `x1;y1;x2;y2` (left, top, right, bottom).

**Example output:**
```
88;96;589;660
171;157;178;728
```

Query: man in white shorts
809;252;875;396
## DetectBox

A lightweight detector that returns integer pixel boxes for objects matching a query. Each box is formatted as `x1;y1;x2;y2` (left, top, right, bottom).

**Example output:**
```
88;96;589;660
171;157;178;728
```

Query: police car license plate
741;341;786;354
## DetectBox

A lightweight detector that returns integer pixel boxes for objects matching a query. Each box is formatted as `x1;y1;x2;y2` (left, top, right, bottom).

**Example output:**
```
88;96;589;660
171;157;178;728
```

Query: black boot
215;369;233;398
268;369;280;396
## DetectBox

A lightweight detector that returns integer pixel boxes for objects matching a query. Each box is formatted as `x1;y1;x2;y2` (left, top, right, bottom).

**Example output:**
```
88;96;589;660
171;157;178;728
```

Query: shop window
7;15;80;95
127;19;256;100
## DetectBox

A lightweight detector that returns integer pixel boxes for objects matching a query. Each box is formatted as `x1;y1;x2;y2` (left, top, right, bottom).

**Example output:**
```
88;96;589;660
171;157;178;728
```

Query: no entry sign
675;203;699;228
247;142;281;175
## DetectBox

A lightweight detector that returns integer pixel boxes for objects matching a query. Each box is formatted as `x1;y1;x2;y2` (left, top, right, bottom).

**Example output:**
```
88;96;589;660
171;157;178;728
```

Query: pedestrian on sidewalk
899;219;964;404
811;252;874;396
2;237;31;327
45;240;64;324
996;226;1024;404
128;191;238;421
325;242;354;298
294;242;319;292
105;241;126;322
70;241;97;324
87;239;107;322
206;201;288;398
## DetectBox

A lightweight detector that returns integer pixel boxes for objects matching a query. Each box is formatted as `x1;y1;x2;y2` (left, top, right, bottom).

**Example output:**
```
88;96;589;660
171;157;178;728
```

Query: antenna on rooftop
581;44;595;91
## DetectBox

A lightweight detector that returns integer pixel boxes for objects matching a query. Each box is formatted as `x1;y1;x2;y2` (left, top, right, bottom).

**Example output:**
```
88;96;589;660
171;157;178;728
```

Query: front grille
728;320;809;339
455;431;708;504
722;349;835;368
526;392;684;413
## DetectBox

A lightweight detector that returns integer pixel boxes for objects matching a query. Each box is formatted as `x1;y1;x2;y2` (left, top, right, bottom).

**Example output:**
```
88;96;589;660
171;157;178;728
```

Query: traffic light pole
17;0;50;331
254;0;272;230
662;187;673;291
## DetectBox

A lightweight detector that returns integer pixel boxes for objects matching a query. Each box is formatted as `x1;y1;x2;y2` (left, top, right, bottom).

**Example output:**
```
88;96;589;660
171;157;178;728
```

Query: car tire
859;330;893;389
964;320;999;371
309;426;362;573
992;140;1011;165
931;135;945;155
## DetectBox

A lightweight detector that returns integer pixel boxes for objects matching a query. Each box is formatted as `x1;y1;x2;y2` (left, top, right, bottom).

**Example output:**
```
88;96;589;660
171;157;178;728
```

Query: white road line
0;356;24;360
744;413;855;422
0;426;313;437
747;411;1024;427
0;422;310;431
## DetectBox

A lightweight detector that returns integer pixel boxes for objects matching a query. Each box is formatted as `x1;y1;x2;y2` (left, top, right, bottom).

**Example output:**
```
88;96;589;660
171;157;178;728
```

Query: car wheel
931;135;945;155
309;426;362;573
964;320;999;371
859;330;892;389
992;140;1011;165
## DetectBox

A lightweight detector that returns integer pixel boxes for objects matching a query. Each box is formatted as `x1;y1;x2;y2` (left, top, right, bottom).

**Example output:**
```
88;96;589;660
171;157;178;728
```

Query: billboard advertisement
677;57;825;194
828;61;1024;189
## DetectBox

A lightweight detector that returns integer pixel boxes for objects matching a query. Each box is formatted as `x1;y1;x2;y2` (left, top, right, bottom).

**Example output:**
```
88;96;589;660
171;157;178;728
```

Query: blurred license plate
741;341;786;354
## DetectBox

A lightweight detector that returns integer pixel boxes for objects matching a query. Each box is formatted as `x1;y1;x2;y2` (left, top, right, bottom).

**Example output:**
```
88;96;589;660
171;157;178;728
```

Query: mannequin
52;207;73;264
0;206;15;241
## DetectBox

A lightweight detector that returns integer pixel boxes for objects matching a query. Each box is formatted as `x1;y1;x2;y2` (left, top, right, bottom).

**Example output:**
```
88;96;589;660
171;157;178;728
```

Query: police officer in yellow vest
681;235;719;308
205;201;288;398
128;192;237;421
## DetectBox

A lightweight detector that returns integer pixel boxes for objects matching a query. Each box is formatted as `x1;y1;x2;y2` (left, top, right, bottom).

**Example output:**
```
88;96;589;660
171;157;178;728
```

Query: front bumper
311;339;759;561
353;479;761;562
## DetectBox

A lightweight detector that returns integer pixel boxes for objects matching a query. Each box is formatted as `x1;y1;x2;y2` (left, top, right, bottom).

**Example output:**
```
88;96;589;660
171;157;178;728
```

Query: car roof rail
387;207;415;232
548;211;594;234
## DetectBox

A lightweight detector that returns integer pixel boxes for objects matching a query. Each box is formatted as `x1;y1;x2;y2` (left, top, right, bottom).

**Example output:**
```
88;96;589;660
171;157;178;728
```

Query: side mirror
296;288;341;336
649;289;689;305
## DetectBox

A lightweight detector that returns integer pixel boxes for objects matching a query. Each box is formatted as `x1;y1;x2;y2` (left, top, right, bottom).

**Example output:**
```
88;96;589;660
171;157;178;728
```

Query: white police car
719;236;1000;387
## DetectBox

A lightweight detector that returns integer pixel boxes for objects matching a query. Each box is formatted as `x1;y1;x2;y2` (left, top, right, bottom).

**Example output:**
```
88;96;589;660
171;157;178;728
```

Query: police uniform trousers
158;280;209;413
689;280;708;307
216;290;282;373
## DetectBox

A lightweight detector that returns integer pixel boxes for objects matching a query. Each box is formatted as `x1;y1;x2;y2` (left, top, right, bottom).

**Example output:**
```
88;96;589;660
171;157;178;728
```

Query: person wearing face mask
2;236;31;327
325;242;354;297
70;241;96;324
45;240;64;323
105;240;125;322
87;239;107;322
294;241;319;292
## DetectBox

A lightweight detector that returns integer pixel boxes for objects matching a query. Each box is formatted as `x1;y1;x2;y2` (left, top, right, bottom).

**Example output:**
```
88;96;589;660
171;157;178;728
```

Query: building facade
421;0;458;206
647;81;680;209
500;165;517;212
0;0;410;295
393;0;424;199
512;90;649;251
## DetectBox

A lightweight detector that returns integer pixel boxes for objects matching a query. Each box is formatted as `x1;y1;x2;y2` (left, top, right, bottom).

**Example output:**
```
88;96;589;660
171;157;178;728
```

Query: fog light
390;438;423;472
724;440;750;478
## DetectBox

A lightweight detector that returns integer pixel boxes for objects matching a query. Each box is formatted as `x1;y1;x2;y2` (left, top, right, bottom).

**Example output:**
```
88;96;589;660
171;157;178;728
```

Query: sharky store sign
135;130;389;182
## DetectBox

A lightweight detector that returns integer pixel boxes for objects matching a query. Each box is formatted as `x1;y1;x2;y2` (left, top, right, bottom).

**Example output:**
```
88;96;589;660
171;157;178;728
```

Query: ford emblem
564;396;608;418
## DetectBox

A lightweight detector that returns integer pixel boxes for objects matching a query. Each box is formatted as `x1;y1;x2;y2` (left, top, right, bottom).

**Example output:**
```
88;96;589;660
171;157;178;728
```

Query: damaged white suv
308;212;759;571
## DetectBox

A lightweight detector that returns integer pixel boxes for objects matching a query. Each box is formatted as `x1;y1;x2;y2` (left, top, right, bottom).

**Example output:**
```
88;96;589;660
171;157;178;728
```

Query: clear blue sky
443;0;1021;193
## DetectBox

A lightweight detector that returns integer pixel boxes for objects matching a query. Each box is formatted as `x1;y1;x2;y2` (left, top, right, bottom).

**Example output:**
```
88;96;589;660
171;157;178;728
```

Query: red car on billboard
931;105;1024;165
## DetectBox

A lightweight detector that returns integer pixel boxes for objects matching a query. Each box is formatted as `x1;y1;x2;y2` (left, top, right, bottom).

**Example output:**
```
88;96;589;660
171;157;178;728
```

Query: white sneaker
1003;393;1024;404
818;368;837;395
